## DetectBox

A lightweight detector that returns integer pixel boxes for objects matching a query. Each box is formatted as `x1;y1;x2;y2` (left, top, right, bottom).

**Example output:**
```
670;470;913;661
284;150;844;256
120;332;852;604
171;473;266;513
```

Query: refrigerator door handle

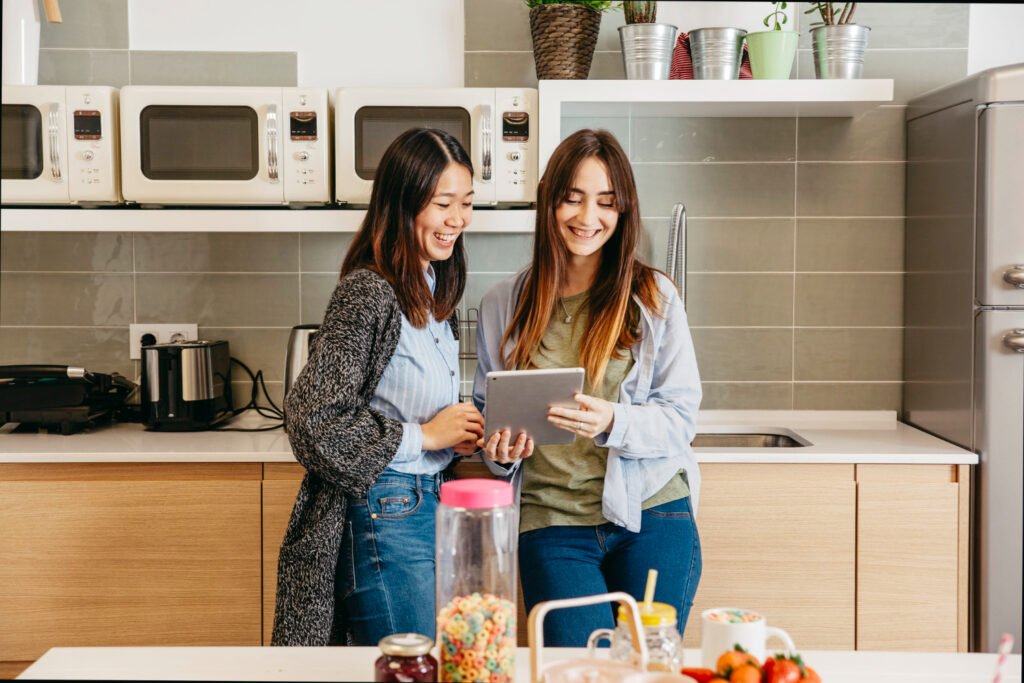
1003;329;1024;352
1002;265;1024;288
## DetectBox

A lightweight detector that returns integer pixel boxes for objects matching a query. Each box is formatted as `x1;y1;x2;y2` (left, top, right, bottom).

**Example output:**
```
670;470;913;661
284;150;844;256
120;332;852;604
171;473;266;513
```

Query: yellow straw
643;568;658;611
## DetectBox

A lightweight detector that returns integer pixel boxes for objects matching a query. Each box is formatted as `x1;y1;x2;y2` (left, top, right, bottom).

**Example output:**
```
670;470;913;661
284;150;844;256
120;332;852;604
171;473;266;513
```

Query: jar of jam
374;633;437;683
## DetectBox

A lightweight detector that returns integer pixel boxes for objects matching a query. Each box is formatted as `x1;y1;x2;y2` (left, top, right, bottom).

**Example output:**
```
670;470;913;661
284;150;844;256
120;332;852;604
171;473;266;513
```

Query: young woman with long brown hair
274;128;484;646
473;129;703;646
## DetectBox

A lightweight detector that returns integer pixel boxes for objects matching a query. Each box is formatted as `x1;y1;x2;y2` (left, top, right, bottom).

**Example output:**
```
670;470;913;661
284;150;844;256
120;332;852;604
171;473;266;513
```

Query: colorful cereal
438;591;516;682
704;608;764;624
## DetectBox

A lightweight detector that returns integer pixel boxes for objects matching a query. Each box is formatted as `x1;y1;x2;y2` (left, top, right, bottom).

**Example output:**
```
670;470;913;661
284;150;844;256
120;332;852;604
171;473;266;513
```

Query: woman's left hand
547;392;615;439
453;439;480;456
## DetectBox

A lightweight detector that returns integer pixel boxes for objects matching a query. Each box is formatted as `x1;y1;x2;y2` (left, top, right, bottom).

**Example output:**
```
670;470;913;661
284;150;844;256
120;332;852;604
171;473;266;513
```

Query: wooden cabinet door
683;464;856;651
856;465;961;651
0;463;262;662
261;463;305;646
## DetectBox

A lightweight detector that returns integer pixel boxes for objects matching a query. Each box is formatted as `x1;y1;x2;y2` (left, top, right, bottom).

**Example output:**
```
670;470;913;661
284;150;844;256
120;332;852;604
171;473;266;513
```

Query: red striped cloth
669;31;753;79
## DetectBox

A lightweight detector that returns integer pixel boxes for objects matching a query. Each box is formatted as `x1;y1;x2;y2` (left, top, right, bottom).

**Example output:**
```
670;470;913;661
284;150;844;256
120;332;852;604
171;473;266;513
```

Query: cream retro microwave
1;85;121;205
119;86;330;206
334;87;537;207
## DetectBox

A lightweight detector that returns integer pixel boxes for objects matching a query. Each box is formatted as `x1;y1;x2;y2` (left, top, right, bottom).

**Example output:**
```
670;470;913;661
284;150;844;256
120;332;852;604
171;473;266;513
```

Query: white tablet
485;368;585;446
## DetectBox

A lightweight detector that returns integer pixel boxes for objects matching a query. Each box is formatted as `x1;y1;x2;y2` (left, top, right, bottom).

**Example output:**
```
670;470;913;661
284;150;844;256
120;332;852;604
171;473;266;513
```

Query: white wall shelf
3;80;892;234
0;207;537;233
540;78;895;173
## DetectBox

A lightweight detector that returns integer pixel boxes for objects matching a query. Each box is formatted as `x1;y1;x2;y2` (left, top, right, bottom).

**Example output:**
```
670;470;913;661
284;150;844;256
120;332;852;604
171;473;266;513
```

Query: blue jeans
335;469;443;645
518;496;702;647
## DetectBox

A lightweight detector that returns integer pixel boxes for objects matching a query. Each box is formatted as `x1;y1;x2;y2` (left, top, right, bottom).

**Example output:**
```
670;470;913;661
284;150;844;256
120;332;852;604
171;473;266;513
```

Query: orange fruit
716;649;759;675
729;663;763;683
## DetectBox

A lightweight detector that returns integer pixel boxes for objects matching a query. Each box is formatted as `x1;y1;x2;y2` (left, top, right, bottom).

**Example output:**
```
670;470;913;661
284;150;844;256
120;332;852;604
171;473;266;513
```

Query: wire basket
458;307;479;402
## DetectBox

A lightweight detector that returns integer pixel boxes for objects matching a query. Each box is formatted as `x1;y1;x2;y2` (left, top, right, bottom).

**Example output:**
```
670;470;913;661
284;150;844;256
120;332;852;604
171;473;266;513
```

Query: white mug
700;607;796;668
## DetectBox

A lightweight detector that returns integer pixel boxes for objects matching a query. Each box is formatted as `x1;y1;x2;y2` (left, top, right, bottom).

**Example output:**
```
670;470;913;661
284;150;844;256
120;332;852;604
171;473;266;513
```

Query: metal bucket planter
529;4;602;80
688;27;747;80
745;30;799;79
618;22;678;80
811;24;871;79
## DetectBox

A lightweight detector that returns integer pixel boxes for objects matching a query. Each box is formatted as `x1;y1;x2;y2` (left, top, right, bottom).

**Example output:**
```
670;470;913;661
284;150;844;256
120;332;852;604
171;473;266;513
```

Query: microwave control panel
67;86;121;203
492;88;537;205
281;89;330;204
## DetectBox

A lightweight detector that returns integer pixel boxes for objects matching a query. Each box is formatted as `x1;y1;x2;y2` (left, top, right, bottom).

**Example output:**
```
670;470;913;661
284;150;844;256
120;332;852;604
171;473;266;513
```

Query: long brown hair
502;129;663;387
341;128;471;328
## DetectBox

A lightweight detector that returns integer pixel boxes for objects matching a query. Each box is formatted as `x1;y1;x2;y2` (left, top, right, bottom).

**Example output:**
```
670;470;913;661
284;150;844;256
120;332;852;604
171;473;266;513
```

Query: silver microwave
1;85;121;205
334;87;537;207
119;86;330;206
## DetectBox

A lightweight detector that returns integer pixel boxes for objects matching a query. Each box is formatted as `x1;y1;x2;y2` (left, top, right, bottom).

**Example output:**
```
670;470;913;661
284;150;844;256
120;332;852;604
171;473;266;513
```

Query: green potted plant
526;0;618;80
744;2;799;79
618;1;678;80
805;2;870;78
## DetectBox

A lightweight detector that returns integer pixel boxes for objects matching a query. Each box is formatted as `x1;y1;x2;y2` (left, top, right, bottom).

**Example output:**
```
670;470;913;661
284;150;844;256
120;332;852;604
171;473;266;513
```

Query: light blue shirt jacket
372;266;461;475
473;269;702;532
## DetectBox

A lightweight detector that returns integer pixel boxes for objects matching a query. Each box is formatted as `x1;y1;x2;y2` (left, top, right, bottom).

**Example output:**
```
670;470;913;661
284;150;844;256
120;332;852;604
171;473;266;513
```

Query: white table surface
17;646;1021;682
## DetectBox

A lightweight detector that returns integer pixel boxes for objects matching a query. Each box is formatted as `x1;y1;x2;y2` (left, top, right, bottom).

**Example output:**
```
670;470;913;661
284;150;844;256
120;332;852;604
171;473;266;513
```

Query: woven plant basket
529;4;602;80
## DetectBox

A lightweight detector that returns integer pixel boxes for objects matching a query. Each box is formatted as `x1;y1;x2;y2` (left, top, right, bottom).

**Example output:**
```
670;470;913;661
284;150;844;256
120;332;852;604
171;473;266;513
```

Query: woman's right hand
421;403;485;452
480;428;534;465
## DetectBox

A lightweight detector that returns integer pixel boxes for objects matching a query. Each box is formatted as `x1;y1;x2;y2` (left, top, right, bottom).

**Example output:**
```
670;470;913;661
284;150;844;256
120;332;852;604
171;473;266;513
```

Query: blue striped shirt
370;266;461;475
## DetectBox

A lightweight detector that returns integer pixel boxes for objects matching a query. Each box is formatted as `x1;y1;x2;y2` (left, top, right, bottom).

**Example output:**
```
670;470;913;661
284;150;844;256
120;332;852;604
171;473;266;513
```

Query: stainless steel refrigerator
904;64;1024;653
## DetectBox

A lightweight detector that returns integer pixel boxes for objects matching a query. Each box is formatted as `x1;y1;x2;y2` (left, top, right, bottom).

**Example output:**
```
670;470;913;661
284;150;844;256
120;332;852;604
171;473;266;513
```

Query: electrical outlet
129;323;198;360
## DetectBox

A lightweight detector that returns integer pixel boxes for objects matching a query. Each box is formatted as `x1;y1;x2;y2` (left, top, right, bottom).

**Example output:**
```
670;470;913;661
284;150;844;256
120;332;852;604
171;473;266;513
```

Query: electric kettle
284;324;319;398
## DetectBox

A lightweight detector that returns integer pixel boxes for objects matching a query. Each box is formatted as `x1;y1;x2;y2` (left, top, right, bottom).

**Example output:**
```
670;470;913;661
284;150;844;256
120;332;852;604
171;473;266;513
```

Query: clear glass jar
435;479;517;683
588;602;684;673
374;632;437;682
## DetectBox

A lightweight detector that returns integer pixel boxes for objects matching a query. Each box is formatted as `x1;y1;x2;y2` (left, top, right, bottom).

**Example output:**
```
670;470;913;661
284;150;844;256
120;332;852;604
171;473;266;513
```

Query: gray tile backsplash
1;2;972;412
130;51;298;87
38;49;131;87
39;0;129;50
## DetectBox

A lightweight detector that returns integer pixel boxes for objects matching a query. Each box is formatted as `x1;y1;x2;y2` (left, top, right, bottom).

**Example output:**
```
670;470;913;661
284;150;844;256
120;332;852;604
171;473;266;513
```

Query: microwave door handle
48;103;62;182
266;105;279;182
480;105;492;182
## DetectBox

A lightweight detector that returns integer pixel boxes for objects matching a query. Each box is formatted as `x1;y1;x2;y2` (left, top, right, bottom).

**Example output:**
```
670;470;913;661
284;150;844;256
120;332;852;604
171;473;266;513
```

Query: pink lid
440;479;513;508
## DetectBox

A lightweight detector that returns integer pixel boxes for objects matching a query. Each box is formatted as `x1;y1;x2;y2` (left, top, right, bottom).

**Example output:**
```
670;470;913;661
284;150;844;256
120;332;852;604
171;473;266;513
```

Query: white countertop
17;646;1021;682
0;410;977;465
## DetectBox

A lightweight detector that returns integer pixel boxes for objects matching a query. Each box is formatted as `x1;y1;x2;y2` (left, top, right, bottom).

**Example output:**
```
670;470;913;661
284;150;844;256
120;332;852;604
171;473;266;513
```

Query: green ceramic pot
745;30;800;79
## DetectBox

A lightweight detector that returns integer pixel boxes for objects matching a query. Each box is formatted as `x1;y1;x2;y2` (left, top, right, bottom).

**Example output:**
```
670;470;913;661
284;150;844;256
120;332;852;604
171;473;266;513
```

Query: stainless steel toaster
141;340;232;430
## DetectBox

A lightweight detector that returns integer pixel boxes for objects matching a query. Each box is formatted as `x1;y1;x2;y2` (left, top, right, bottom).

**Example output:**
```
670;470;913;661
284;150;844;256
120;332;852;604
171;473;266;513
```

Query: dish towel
670;32;753;79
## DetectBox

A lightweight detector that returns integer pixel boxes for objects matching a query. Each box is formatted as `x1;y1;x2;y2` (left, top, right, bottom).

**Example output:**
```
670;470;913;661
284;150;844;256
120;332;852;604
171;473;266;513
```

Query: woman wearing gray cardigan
273;128;484;646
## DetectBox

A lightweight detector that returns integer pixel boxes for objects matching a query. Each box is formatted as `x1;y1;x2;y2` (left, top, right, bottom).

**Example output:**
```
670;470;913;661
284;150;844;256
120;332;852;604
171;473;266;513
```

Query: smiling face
555;156;619;265
415;162;474;268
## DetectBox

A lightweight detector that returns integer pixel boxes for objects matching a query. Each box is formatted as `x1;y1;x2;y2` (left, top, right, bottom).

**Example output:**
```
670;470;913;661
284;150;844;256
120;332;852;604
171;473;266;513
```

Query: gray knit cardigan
272;268;406;646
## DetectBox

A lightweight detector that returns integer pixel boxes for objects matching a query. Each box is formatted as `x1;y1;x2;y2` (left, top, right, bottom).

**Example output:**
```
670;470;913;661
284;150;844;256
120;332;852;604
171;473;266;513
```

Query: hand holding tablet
482;369;585;462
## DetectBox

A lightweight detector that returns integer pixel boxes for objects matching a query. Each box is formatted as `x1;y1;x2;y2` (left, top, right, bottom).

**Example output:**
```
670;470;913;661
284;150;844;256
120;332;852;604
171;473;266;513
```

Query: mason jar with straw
585;569;685;673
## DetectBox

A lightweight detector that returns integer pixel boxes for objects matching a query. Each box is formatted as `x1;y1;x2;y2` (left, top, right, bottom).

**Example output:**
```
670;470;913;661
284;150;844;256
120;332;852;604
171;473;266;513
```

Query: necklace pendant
564;314;572;323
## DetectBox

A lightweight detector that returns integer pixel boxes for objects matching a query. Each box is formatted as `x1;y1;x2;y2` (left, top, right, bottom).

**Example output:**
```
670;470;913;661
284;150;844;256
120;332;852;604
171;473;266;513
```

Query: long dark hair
341;128;472;328
502;129;663;387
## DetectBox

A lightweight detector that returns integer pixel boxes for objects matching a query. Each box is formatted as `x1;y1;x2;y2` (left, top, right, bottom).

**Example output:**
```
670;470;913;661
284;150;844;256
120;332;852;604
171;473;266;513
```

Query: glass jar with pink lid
435;478;517;683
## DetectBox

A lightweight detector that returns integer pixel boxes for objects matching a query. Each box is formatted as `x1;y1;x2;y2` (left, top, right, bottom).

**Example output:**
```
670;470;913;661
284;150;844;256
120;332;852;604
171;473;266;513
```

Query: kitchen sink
691;432;808;448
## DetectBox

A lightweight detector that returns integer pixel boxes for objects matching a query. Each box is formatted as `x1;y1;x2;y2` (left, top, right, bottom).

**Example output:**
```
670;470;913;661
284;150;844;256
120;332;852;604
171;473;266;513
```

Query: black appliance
0;365;135;434
141;340;232;431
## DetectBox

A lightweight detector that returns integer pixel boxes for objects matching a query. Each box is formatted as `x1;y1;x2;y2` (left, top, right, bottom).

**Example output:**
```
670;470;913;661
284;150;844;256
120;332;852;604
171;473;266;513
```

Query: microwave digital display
74;110;102;140
140;105;258;181
502;111;529;142
290;111;318;140
354;106;470;181
1;104;44;180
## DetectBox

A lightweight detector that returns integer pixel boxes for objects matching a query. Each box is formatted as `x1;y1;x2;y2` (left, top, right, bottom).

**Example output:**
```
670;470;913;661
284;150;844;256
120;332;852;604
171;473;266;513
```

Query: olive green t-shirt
519;290;690;533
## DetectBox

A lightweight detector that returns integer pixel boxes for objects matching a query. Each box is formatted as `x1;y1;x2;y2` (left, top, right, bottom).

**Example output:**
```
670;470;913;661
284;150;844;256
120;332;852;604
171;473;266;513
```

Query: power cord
210;357;285;432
